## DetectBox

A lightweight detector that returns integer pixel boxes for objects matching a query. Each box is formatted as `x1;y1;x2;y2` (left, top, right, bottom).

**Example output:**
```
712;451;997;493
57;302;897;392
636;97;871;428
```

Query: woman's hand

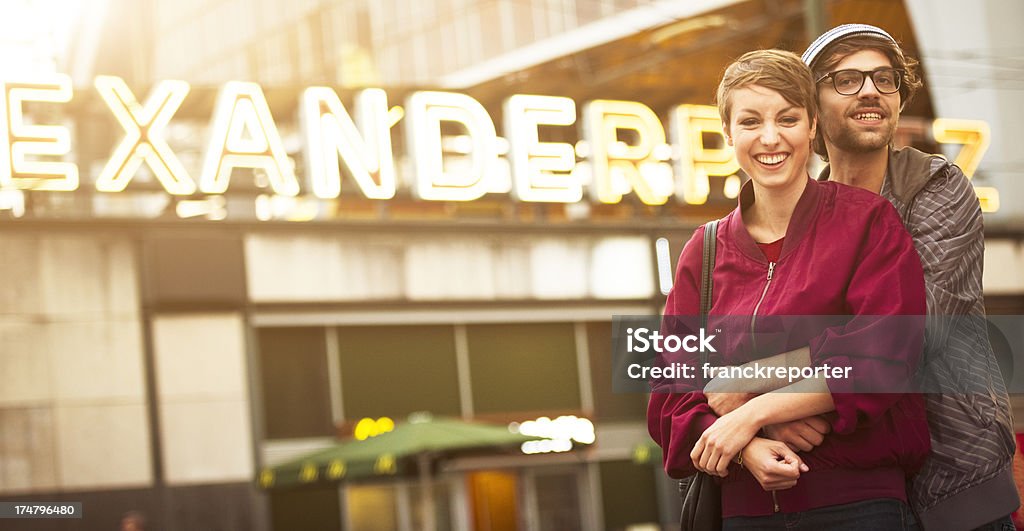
740;437;809;491
762;416;831;452
705;392;755;417
691;408;761;477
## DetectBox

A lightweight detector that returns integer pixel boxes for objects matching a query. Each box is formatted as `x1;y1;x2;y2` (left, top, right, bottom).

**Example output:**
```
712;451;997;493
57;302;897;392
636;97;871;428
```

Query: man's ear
723;122;733;146
809;117;817;141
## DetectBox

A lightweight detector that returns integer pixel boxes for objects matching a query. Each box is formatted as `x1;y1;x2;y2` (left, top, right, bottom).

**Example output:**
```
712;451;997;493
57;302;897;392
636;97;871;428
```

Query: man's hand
740;437;808;491
706;391;755;417
762;416;832;452
691;408;761;477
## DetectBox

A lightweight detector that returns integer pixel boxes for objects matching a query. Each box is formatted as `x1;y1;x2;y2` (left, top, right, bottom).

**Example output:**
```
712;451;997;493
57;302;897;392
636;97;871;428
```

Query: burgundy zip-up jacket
648;177;930;517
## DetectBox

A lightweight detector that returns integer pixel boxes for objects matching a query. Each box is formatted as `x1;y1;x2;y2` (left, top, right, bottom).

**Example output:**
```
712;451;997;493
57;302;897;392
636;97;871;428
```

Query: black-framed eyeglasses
816;68;905;95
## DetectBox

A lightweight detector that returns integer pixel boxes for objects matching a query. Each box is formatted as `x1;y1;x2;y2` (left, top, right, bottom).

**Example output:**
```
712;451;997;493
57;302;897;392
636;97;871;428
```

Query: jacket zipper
750;261;776;354
752;261;778;513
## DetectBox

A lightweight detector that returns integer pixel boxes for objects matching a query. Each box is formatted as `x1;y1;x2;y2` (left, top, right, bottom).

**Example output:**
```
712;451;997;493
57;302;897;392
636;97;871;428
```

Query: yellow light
374;454;396;475
299;462;318;482
974;186;1000;213
327;459;347;479
300;87;396;200
633;444;652;464
252;193;323;221
504;94;580;203
932;119;990;179
175;196;226;220
669;104;740;204
354;416;395;440
258;469;274;487
376;416;395;434
199;81;299;196
582;100;672;205
405;91;498;201
0;74;78;191
354;417;376;441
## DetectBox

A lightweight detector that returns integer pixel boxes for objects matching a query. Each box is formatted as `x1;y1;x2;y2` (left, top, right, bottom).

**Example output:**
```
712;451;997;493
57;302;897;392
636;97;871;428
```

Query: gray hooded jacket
821;146;1018;531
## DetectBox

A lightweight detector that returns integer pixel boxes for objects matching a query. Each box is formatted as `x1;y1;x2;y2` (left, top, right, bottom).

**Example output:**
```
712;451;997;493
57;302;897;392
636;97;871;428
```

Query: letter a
200;82;299;196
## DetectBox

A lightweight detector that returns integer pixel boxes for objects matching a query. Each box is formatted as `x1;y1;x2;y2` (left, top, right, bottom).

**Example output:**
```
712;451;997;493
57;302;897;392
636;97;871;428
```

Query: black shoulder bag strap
699;219;719;374
678;219;722;531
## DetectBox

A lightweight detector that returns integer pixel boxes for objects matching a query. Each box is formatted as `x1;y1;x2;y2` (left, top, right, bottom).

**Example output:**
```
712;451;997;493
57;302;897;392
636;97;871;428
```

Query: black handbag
679;472;721;531
679;219;722;531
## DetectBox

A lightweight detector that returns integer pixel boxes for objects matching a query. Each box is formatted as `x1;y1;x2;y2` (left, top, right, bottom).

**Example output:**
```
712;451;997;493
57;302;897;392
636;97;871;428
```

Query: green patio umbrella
260;414;545;530
261;414;543;489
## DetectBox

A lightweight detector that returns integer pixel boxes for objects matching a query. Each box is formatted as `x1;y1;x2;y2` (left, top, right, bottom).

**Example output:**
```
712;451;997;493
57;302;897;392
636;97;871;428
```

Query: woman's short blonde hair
716;49;817;128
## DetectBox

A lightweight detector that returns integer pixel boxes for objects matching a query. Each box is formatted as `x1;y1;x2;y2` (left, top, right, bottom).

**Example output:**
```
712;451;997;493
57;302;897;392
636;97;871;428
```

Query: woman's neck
743;176;807;243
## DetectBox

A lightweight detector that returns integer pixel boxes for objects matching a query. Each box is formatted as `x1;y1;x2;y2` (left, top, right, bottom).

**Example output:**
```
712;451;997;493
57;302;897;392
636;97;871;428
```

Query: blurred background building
1;0;1023;529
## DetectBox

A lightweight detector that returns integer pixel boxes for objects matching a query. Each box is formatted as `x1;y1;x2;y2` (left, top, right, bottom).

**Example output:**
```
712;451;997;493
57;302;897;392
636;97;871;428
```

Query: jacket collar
816;147;948;204
885;146;949;204
728;176;822;264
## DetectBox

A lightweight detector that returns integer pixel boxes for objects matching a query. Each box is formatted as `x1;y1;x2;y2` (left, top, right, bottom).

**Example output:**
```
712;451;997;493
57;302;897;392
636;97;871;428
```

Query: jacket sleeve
647;225;720;478
809;200;927;435
906;166;1007;399
906;165;985;319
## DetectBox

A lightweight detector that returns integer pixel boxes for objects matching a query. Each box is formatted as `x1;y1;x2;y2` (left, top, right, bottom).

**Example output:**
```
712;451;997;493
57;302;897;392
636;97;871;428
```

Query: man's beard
822;116;897;154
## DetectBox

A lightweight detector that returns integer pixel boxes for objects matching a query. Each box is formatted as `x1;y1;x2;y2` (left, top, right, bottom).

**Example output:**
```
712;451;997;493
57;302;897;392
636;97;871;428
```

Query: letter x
94;76;196;194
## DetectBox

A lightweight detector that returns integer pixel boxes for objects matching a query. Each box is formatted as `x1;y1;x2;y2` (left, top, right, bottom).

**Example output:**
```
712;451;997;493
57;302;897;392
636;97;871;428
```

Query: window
467;322;580;414
259;327;334;439
337;325;461;420
600;460;659;530
535;470;582;531
587;321;646;421
270;485;342;531
346;484;399;530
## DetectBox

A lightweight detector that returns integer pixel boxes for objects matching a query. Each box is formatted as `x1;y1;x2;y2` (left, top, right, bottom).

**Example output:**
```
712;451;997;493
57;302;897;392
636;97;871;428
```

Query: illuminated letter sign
582;100;672;205
504;94;580;203
300;87;396;200
932;118;990;179
405;91;497;201
932;119;997;212
669;104;740;204
0;75;78;191
93;76;196;194
200;82;299;196
0;73;1002;217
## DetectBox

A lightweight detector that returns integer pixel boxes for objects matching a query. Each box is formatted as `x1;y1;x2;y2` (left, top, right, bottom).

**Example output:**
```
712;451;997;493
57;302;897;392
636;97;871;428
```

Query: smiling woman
714;49;818;244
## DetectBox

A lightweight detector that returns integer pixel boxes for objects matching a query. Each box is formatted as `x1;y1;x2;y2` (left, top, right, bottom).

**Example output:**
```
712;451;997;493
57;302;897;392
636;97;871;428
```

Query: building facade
1;0;1023;530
